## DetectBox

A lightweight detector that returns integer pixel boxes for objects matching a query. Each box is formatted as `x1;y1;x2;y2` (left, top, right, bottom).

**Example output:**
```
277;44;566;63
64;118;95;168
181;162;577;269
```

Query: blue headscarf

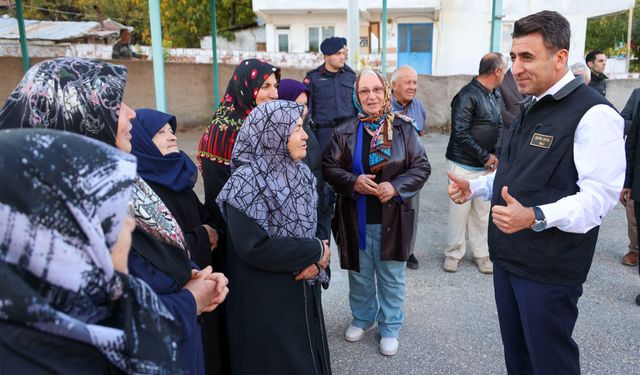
131;108;197;192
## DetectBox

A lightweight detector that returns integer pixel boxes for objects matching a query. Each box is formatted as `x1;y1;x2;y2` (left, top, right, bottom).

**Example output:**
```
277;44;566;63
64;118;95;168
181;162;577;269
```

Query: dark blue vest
489;78;612;286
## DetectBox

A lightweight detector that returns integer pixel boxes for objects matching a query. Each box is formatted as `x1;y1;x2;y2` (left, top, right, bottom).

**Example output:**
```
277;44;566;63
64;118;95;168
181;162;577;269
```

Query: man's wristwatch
531;206;547;232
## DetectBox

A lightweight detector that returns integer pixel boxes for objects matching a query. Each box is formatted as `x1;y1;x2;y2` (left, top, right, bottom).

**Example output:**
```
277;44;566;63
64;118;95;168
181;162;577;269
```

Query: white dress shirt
468;70;625;234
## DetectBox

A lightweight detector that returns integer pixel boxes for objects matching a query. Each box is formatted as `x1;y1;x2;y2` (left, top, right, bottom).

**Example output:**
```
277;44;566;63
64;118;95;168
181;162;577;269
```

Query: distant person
390;65;426;270
570;62;591;85
621;97;640;306
586;50;607;96
444;52;506;274
112;28;142;59
304;36;357;152
619;87;640;267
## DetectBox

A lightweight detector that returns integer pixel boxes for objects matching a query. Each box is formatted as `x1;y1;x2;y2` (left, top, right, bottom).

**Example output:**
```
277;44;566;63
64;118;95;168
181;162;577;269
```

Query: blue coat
129;246;204;375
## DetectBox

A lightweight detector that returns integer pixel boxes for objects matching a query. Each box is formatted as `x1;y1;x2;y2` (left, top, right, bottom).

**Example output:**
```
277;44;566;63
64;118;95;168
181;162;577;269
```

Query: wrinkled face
287;117;308;162
510;33;567;97
357;73;385;116
152;123;179;155
392;69;418;104
115;102;135;153
255;74;279;105
294;92;309;118
588;53;607;74
324;47;347;72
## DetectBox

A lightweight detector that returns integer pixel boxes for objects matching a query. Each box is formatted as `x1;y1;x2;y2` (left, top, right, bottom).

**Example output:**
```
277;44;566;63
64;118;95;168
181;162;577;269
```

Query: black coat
302;119;332;241
224;204;331;375
624;100;640;200
589;72;607;97
620;87;640;136
446;78;503;167
145;180;229;375
0;320;123;375
496;69;523;135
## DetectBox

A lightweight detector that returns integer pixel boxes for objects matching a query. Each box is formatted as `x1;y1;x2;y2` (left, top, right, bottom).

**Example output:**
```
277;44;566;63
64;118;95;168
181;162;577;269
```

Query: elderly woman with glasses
323;69;430;356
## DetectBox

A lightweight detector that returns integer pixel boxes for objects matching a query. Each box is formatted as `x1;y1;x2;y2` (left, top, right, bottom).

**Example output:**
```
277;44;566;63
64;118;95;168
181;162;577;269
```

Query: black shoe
407;254;419;270
635;293;640;306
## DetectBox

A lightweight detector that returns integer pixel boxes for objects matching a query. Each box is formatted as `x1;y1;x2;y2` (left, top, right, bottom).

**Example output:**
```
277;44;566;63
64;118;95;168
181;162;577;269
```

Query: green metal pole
148;0;167;111
489;0;503;52
15;0;30;72
210;0;220;109
381;0;387;76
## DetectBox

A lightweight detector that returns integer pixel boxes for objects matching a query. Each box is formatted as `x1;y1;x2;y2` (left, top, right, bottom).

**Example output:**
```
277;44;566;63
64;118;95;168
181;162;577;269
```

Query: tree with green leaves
4;0;256;48
586;0;640;71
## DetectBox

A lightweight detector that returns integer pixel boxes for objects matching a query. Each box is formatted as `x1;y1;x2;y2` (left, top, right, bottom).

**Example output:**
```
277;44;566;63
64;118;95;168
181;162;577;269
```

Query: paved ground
182;129;638;375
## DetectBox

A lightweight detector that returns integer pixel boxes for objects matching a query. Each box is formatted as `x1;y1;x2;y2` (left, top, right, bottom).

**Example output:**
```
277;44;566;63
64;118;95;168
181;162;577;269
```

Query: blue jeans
348;224;406;338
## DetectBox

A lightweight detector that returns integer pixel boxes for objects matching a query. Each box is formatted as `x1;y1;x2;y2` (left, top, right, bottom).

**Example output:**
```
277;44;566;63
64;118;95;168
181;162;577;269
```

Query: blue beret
320;37;347;55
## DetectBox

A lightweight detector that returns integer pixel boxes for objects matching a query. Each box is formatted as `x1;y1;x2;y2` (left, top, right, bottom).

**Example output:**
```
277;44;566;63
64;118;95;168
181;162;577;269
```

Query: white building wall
256;0;635;75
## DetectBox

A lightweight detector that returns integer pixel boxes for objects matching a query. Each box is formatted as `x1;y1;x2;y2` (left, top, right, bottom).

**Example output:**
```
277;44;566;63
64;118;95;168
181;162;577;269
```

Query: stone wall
1;57;638;130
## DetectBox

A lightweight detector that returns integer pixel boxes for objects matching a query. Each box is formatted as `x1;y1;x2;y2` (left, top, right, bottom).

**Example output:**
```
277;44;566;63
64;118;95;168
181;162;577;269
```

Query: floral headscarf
0;57;126;145
352;69;395;173
0;57;189;255
0;129;183;374
197;59;280;166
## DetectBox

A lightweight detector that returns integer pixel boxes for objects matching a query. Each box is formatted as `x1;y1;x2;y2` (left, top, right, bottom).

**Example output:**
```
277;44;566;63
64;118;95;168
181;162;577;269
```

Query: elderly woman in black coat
218;100;332;375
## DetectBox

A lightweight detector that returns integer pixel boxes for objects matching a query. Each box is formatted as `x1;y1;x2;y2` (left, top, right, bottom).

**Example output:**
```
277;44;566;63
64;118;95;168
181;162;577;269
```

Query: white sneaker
380;337;399;356
345;324;372;342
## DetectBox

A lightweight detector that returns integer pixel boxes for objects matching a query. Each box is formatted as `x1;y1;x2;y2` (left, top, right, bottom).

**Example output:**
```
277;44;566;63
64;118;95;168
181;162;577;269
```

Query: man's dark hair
478;52;505;76
585;50;605;64
119;28;129;36
512;11;570;54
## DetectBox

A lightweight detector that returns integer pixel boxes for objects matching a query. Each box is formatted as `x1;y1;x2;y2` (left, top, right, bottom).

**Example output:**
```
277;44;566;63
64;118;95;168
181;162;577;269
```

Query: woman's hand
354;174;378;195
295;264;319;281
318;240;330;269
376;182;397;203
294;240;330;281
110;216;136;274
204;272;229;310
202;224;219;251
184;266;224;314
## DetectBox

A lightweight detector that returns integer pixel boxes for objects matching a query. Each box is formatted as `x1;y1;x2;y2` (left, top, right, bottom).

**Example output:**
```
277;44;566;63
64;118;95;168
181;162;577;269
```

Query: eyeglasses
358;87;385;97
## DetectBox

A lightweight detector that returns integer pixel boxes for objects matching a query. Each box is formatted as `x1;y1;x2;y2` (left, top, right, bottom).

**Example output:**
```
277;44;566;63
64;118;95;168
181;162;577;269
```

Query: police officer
304;37;357;152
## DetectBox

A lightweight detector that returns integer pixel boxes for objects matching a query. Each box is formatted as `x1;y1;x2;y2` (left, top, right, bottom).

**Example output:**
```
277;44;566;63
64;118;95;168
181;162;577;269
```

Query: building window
369;22;380;54
308;26;335;52
276;26;290;52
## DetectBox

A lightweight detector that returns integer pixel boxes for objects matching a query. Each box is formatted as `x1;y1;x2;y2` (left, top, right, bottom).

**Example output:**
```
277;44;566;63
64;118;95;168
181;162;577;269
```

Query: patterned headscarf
217;100;317;239
197;59;281;166
352;69;395;173
0;57;189;254
230;79;311;171
0;57;126;145
0;129;182;374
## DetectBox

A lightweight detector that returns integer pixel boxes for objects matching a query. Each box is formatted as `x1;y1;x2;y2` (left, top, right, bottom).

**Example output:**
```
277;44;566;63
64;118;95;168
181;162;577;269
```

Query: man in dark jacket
448;11;624;374
444;52;506;274
619;88;640;266
586;50;607;97
621;98;640;305
497;68;523;143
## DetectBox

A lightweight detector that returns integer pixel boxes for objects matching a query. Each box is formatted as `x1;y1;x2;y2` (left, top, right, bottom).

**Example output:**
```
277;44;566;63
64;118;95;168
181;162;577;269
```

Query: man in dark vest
447;11;625;375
